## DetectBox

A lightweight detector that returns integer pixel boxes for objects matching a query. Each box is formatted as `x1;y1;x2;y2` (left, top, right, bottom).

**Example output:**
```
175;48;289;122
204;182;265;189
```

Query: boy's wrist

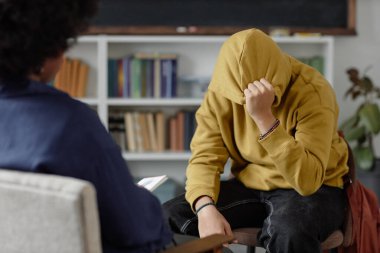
252;113;277;134
195;202;216;216
194;195;214;211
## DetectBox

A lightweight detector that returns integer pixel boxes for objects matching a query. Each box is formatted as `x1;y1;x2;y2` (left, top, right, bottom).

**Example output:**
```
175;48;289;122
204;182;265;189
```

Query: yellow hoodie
185;29;349;207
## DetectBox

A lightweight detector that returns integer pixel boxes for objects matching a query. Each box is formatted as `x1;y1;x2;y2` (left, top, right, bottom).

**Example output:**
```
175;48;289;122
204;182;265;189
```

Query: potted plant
340;66;380;171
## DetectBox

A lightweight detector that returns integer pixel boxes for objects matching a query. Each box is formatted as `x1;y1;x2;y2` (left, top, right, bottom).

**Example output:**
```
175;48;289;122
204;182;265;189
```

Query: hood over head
208;28;292;106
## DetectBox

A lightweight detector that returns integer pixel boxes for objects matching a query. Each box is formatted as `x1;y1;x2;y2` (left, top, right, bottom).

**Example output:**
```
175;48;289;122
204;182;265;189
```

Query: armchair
0;169;233;253
0;169;102;253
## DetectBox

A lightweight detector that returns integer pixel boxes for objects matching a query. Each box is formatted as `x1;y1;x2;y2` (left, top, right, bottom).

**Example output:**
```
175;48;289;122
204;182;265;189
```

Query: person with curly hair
0;1;172;252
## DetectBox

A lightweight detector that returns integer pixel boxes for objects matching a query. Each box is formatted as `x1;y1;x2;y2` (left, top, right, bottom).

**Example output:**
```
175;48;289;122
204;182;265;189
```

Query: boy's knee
263;225;320;253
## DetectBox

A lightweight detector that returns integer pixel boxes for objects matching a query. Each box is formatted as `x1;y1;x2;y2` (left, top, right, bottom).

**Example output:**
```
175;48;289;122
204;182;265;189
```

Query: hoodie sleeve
258;93;337;196
185;91;230;209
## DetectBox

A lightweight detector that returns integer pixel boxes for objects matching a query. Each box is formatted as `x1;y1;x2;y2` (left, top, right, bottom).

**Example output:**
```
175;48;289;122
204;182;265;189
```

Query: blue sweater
0;79;172;253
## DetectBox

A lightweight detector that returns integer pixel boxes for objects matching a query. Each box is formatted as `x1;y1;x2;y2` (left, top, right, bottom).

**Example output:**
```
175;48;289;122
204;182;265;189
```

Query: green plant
340;66;380;171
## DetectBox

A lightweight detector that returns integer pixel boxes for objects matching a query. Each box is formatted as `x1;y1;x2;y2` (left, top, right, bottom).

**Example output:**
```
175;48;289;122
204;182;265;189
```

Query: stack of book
108;110;196;153
54;57;90;97
124;111;165;152
168;111;196;152
108;52;178;98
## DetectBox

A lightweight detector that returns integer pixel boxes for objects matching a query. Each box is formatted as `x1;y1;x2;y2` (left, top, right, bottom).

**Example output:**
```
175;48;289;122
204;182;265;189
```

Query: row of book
298;56;324;74
108;52;178;98
54;57;90;97
109;110;196;152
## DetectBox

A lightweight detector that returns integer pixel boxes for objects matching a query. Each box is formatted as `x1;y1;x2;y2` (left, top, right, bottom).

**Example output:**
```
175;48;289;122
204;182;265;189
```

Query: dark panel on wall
88;0;356;35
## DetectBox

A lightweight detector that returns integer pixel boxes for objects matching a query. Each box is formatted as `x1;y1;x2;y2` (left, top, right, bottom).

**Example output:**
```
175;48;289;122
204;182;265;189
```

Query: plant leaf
362;77;374;93
359;103;380;134
339;114;358;133
343;125;366;142
352;90;361;100
353;146;375;171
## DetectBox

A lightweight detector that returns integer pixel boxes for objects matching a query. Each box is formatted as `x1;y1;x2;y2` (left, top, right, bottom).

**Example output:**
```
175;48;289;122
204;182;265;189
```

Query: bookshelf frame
69;35;334;181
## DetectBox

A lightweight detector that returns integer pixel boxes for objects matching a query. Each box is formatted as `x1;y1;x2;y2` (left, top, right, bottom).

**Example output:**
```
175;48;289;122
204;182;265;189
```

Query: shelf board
273;36;333;44
123;151;192;161
107;98;202;106
105;35;228;43
78;35;333;44
76;36;100;43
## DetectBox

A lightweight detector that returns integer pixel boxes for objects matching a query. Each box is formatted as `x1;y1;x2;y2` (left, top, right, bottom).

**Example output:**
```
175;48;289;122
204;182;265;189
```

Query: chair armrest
163;234;234;253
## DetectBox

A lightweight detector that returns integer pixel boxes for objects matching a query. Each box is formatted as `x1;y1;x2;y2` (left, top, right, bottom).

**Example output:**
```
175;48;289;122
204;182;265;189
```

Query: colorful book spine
122;57;131;97
107;52;178;98
54;57;89;98
131;58;142;98
107;59;117;97
110;110;196;153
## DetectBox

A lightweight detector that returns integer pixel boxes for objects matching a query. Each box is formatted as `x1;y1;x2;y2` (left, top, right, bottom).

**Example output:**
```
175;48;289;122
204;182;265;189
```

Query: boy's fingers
253;81;266;93
260;78;274;90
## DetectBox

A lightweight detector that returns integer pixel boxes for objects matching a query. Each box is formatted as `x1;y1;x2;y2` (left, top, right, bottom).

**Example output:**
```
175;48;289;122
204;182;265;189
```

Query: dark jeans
163;178;347;253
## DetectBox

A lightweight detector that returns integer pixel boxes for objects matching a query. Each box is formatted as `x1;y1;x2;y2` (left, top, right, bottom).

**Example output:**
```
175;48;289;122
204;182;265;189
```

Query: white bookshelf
107;98;203;106
67;35;334;182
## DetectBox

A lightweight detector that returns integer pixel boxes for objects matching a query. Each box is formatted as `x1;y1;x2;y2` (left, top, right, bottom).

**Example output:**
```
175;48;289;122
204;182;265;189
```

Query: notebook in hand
137;175;168;192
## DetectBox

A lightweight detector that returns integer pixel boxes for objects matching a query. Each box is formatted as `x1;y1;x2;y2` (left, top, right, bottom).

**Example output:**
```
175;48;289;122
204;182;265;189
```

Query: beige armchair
0;169;233;253
0;169;102;253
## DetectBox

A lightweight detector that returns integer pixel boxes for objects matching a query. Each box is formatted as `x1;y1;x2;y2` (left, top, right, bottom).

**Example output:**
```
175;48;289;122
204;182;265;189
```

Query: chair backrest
0;169;102;253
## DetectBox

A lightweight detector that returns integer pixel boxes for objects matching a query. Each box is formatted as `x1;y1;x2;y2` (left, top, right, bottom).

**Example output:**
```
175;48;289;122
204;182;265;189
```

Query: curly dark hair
0;0;98;82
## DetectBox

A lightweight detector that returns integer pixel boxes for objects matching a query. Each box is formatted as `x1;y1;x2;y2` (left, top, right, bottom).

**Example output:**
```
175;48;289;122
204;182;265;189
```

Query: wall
334;0;380;156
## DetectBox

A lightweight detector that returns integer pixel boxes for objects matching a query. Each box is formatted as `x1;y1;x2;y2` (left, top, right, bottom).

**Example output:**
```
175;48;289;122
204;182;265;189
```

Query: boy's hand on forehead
244;78;277;135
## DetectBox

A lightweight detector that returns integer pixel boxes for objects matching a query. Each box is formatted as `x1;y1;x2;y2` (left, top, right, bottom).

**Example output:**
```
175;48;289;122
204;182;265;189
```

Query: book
184;111;196;151
77;62;89;97
145;59;155;98
70;59;80;96
133;112;144;152
107;59;117;97
155;112;165;152
117;59;124;97
137;175;168;192
54;57;89;97
124;112;136;152
60;57;70;93
54;65;62;90
154;58;161;98
176;111;185;151
122;56;132;97
131;58;142;98
146;112;158;152
169;116;178;151
138;112;151;151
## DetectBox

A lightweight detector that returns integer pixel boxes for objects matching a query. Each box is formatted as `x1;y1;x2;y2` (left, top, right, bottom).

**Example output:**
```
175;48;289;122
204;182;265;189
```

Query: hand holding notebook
137;175;168;192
